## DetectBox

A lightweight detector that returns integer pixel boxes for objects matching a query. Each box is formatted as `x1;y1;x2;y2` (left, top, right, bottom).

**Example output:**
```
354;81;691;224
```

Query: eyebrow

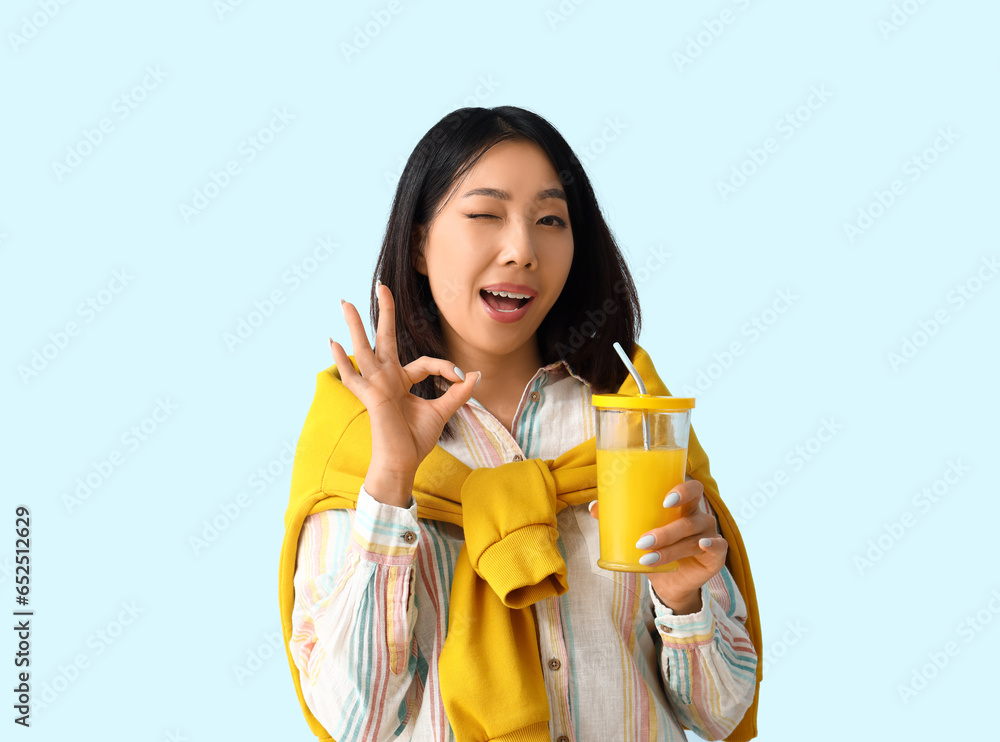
460;187;567;202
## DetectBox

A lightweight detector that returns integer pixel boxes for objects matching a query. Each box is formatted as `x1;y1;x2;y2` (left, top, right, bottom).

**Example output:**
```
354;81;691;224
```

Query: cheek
430;274;474;310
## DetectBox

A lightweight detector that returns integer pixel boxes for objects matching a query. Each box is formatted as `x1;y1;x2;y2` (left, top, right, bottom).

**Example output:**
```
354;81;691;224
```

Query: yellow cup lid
591;393;695;410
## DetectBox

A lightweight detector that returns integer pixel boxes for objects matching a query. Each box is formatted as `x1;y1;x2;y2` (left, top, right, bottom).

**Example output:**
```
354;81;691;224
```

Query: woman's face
413;139;574;364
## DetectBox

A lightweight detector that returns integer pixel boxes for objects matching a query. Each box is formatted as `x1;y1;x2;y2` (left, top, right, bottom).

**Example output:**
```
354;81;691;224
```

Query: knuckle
682;518;701;538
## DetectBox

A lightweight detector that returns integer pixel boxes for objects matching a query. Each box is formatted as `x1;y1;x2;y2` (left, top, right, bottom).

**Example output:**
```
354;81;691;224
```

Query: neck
447;341;544;422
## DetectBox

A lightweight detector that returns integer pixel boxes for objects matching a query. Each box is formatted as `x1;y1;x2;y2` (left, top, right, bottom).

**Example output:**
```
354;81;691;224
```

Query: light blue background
3;0;998;739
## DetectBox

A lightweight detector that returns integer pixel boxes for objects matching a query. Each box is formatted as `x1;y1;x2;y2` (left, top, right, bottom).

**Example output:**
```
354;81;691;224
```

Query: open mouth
479;289;532;313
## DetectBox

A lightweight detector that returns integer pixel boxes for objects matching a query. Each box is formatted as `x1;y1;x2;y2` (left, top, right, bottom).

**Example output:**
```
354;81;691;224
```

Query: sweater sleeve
652;500;758;740
288;485;423;742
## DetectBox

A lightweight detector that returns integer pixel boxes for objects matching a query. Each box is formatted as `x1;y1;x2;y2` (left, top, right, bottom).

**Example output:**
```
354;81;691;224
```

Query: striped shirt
289;358;757;741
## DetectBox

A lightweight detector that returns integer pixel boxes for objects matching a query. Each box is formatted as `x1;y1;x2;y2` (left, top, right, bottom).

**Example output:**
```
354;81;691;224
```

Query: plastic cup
591;393;695;572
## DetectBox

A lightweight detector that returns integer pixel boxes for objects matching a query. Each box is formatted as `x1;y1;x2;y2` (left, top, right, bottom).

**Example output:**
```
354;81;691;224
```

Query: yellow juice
596;446;687;572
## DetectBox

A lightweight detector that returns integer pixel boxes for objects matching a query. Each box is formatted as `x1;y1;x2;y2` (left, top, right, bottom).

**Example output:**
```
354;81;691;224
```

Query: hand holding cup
590;478;726;614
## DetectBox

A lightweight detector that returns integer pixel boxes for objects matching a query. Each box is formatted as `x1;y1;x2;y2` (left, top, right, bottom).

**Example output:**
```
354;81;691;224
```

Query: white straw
613;342;651;451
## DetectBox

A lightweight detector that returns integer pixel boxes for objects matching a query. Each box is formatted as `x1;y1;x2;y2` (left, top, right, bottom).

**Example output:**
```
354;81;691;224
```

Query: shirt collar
540;357;589;386
433;357;589;392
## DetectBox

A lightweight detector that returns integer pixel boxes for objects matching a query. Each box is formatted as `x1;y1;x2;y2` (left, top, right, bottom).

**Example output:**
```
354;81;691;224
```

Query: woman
279;105;760;742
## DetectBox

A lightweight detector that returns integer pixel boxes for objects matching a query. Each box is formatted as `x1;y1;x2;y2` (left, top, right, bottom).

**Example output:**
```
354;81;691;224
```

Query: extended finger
373;282;400;364
340;298;377;375
329;337;361;383
661;478;705;516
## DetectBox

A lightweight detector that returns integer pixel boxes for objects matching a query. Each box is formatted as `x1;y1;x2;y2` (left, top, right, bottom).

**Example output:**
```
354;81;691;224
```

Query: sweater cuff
652;582;716;647
477;524;567;609
349;483;421;565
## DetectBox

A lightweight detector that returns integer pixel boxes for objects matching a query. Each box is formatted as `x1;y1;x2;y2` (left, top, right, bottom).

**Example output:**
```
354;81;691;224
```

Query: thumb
697;535;728;560
438;370;481;415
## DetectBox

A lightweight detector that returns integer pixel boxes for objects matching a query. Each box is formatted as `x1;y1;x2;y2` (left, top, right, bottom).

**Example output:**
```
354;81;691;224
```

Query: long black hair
370;105;642;441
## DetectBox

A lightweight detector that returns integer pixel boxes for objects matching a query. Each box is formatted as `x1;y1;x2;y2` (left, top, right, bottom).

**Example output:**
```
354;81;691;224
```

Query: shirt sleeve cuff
652;582;716;647
350;483;421;564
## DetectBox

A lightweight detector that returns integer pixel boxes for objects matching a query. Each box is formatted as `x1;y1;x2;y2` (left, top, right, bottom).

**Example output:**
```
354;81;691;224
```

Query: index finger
662;478;704;516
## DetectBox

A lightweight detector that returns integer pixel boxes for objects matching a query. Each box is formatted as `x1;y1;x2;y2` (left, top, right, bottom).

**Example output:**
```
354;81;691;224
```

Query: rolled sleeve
350;484;421;565
651;582;716;647
652;568;758;738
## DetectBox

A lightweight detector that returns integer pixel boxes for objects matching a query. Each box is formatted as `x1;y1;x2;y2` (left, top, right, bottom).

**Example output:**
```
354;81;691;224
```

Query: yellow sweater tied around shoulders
278;343;762;742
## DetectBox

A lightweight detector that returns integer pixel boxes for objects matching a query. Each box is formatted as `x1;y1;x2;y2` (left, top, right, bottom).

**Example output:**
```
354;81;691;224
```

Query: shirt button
402;531;417;544
512;454;524;462
529;390;541;402
557;736;569;742
661;625;673;634
547;658;561;671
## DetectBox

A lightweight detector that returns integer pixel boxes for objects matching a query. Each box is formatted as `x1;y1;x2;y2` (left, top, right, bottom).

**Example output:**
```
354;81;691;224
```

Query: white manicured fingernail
639;552;660;566
453;366;465;380
663;491;680;508
474;372;481;390
587;500;597;513
699;538;713;548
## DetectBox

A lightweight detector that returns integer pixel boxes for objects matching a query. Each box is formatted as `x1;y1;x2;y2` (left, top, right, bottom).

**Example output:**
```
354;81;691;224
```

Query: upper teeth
485;289;531;299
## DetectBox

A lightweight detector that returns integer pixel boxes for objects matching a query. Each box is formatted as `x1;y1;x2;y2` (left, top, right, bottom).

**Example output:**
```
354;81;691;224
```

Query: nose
497;220;537;269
